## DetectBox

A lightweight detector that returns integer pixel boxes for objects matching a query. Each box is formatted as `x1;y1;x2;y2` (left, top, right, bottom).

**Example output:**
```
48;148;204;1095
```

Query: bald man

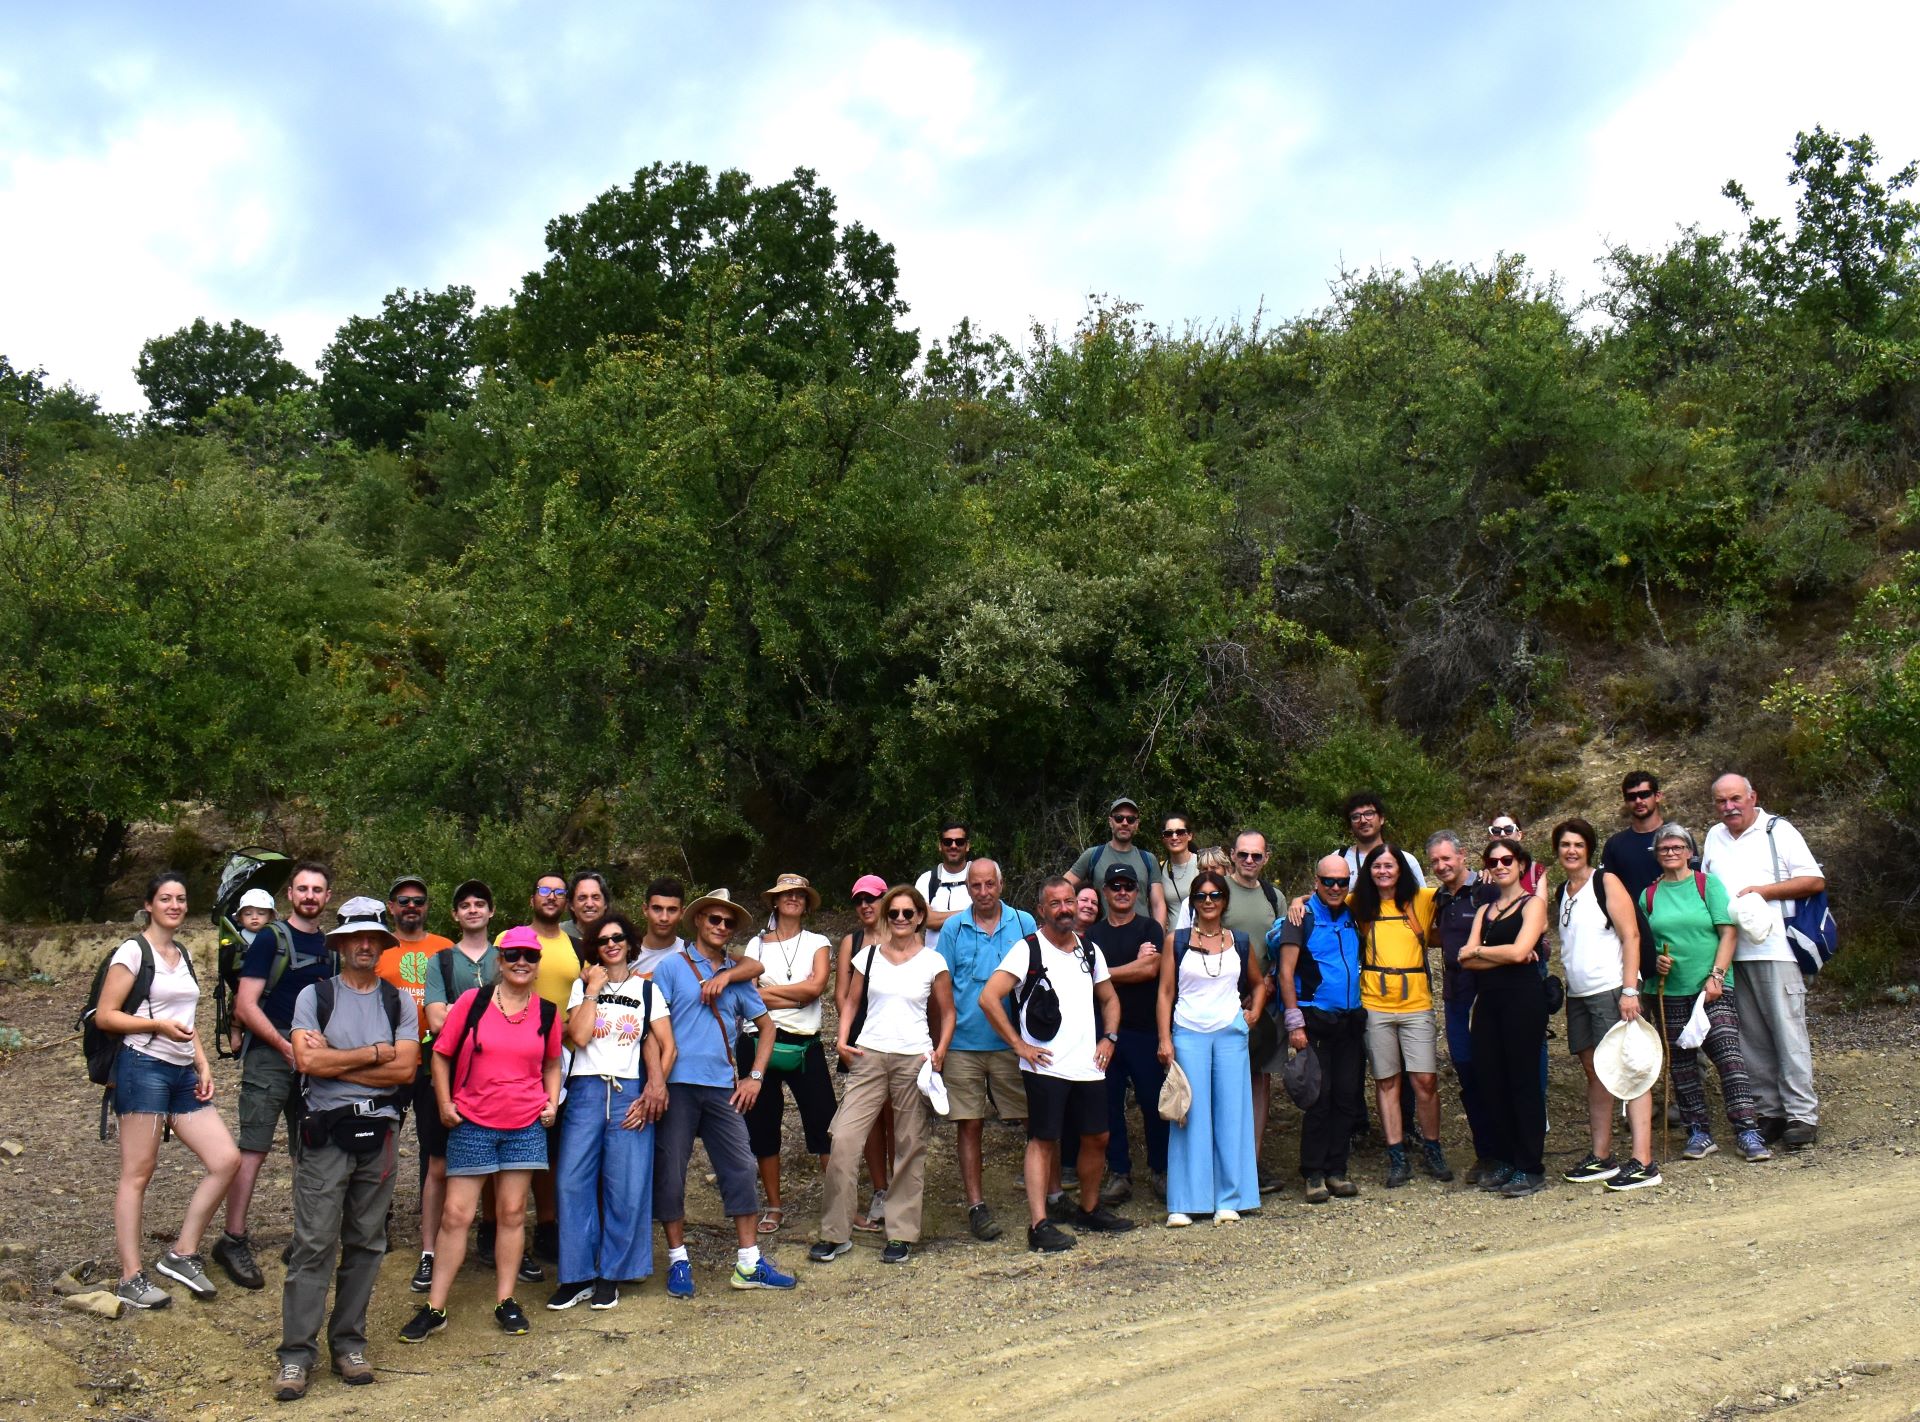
1271;854;1367;1202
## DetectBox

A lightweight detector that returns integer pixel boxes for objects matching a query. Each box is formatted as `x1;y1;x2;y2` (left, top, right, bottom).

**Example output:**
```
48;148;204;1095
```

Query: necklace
763;927;805;981
494;990;533;1022
1201;949;1225;977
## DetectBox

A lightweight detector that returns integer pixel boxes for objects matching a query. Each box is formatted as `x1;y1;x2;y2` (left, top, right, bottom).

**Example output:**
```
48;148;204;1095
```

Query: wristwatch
748;1069;765;1081
1102;1032;1120;1044
1620;986;1640;998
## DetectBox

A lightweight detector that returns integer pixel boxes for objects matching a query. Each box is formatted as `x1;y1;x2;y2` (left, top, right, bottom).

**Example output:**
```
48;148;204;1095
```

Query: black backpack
1553;868;1657;981
844;944;881;1048
79;934;194;1086
1016;932;1093;1042
444;982;558;1090
1172;928;1254;999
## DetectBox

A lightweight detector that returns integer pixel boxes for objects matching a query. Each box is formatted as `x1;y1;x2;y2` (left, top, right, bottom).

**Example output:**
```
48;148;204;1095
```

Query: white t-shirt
994;935;1112;1082
565;974;671;1079
742;929;831;1036
1558;875;1623;997
1173;941;1244;1034
632;938;686;978
915;864;972;920
1701;812;1824;964
853;946;948;1056
110;938;199;1066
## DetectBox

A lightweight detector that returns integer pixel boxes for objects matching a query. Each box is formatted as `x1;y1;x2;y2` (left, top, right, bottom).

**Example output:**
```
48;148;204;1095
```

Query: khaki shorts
1365;1008;1437;1077
943;1049;1029;1122
237;1040;301;1155
1566;989;1623;1057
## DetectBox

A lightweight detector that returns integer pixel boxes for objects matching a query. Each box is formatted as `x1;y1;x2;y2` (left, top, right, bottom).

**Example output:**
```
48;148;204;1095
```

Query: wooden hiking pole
1656;959;1672;1166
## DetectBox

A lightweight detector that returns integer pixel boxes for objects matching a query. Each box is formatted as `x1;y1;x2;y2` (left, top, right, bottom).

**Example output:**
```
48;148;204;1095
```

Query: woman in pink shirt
402;926;564;1342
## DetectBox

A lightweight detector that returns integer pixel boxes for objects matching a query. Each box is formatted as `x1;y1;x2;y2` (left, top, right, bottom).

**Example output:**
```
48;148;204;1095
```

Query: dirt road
1;932;1916;1421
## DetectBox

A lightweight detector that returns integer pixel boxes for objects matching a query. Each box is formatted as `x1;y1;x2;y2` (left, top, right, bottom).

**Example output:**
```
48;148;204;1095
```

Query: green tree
493;162;918;389
134;318;311;429
319;285;478;449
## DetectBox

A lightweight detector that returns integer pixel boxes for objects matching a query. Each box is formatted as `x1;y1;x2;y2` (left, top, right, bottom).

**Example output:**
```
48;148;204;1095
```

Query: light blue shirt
938;903;1037;1052
653;949;768;1089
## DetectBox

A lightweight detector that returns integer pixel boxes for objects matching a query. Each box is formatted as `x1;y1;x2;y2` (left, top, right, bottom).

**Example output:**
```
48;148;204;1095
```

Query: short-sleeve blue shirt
938;905;1037;1052
653;948;768;1088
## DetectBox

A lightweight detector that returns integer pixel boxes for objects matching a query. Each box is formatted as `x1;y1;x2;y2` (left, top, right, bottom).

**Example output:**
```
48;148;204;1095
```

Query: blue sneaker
1682;1130;1718;1160
729;1257;796;1291
665;1259;693;1300
1737;1129;1774;1163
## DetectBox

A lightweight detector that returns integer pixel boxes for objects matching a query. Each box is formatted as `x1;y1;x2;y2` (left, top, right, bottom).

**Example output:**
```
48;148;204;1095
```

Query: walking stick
1656;959;1672;1166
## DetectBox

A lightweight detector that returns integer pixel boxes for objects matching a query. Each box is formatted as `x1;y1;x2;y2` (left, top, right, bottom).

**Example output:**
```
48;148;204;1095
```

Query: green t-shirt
1642;872;1736;997
1069;843;1159;911
1224;879;1283;973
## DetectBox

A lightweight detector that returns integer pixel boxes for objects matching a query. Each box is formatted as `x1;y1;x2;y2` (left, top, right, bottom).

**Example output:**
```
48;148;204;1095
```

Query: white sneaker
1213;1209;1241;1224
1165;1212;1192;1228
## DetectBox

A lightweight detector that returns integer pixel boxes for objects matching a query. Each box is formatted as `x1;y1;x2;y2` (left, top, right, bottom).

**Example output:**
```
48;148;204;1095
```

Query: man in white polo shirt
978;876;1135;1253
1700;774;1826;1150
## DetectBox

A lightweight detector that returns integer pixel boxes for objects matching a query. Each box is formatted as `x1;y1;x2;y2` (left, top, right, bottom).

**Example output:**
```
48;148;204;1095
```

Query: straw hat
761;873;820;912
680;887;748;939
1593;1017;1663;1100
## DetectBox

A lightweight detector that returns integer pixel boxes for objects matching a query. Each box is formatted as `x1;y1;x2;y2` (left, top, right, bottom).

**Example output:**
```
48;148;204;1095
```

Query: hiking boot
1419;1139;1454;1182
273;1361;308;1402
881;1239;911;1265
212;1232;264;1291
1783;1120;1817;1150
1045;1191;1073;1223
516;1255;545;1284
1099;1173;1133;1206
1384;1144;1412;1189
154;1250;216;1299
1737;1129;1774;1163
1027;1220;1076;1253
1465;1158;1500;1186
1681;1130;1718;1160
1757;1116;1787;1145
398;1305;447;1343
730;1257;797;1290
476;1219;497;1266
409;1253;433;1293
545;1280;593;1311
1303;1175;1331;1205
494;1298;531;1334
808;1240;852;1264
590;1279;619;1310
1606;1159;1662;1192
331;1350;374;1386
1326;1174;1359;1199
1499;1171;1549;1198
665;1259;693;1299
115;1272;171;1310
967;1203;1003;1242
1477;1164;1517;1193
1562;1153;1621;1184
1072;1205;1136;1234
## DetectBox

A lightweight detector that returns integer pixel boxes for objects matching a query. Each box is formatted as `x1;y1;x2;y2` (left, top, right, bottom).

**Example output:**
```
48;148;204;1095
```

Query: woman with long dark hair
549;913;675;1311
96;872;240;1308
1458;842;1553;1197
1351;845;1450;1187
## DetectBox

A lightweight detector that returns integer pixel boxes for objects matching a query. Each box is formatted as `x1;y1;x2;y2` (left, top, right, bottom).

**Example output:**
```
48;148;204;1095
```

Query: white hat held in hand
916;1055;949;1116
1593;1016;1663;1100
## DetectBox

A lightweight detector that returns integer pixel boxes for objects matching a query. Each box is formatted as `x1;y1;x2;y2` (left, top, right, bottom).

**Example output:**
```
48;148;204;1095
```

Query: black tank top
1476;894;1539;992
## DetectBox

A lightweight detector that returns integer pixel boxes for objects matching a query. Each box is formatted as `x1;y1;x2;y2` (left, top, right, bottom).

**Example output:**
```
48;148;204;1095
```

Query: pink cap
850;874;888;898
498;925;544;952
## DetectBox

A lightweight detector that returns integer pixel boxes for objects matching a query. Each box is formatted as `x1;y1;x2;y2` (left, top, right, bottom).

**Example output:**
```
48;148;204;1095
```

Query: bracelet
1284;1008;1306;1031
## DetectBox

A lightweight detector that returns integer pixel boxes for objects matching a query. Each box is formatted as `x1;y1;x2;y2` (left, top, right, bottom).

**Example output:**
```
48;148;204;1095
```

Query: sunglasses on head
885;906;920;921
1318;876;1350;889
499;947;542;964
1191;889;1225;902
393;894;427;907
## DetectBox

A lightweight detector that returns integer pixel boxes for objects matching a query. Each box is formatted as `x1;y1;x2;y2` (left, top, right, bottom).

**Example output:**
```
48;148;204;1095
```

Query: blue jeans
1103;1027;1168;1176
1167;1021;1259;1215
556;1076;656;1283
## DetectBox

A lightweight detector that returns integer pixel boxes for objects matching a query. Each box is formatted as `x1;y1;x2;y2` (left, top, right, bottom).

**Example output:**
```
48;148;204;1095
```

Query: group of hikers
87;769;1830;1403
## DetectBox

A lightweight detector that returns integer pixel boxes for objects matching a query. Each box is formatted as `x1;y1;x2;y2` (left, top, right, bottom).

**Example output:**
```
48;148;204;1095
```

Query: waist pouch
301;1104;395;1157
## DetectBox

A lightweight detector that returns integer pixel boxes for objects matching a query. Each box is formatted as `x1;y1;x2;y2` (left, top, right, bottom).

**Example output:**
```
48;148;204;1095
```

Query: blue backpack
1769;817;1838;977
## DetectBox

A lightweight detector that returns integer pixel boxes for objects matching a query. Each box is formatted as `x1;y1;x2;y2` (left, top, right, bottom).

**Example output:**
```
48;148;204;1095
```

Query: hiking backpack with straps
305;976;412;1115
79;935;198;1140
1554;867;1658;981
1015;932;1092;1042
444;982;559;1089
1083;845;1163;900
1767;816;1839;976
1172;927;1255;1000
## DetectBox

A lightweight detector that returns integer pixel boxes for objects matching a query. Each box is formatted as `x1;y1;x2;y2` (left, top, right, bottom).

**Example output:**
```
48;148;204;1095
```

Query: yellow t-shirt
1357;886;1436;1014
495;926;582;1009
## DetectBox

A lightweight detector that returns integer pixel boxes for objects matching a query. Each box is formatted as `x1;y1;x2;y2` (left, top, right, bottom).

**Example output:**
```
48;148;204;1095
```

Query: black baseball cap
1103;863;1140;887
451;878;493;907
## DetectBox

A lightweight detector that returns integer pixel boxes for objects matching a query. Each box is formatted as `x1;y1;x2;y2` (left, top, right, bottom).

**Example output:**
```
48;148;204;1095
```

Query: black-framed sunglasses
1190;889;1225;902
1485;854;1517;867
940;835;969;847
1318;876;1350;889
1162;826;1191;837
499;947;543;964
851;893;878;906
1624;788;1657;801
885;907;920;921
393;895;427;907
704;913;737;928
596;931;629;947
1111;813;1139;825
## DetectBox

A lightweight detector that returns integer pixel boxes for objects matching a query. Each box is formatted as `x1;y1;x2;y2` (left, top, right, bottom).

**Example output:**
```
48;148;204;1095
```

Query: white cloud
0;103;298;411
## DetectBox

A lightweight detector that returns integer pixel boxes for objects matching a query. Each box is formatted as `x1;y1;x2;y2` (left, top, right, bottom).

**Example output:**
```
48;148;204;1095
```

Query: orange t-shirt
376;935;454;1038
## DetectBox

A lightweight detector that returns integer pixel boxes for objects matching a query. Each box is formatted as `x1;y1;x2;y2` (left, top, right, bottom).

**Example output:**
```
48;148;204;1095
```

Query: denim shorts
113;1045;208;1118
445;1118;548;1177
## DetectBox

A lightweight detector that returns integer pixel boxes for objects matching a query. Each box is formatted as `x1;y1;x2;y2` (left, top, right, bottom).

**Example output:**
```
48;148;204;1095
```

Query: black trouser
738;1033;838;1159
1299;1007;1366;1179
1470;979;1549;1177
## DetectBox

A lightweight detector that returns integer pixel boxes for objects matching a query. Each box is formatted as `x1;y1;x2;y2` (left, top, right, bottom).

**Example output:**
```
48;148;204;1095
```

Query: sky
4;1;1918;414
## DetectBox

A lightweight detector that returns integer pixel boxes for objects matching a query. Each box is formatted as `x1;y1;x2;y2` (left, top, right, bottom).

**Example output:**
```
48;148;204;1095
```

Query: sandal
852;1188;887;1233
757;1207;784;1235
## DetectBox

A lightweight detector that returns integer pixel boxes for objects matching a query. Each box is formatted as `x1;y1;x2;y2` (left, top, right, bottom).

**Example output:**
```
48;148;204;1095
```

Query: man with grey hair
1700;774;1826;1149
1426;831;1500;1181
936;858;1037;1241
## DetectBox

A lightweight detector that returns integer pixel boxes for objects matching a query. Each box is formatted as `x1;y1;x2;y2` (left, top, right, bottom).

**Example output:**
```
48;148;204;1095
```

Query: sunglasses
596;931;629;947
851;893;878;906
1110;814;1139;826
1488;825;1518;837
1234;850;1266;862
940;835;969;847
1191;889;1225;902
1624;788;1657;801
534;886;567;898
1485;854;1517;867
1318;876;1350;889
1107;882;1138;893
393;894;427;907
1162;826;1191;837
885;907;920;921
704;913;738;928
499;947;543;964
